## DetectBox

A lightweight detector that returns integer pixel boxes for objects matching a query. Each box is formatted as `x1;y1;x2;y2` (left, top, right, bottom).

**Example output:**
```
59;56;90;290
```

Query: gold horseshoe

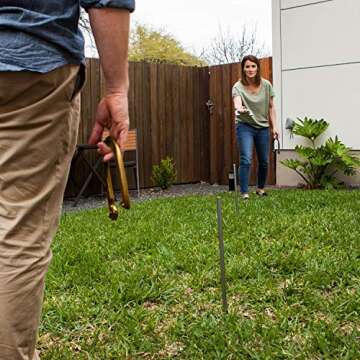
104;136;130;220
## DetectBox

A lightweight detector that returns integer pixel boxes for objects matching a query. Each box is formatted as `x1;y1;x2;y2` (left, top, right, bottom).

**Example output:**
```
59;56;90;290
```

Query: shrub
151;157;177;190
281;117;360;189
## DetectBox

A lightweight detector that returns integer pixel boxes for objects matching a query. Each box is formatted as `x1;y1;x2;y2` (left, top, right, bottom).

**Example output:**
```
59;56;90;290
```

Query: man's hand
88;93;129;161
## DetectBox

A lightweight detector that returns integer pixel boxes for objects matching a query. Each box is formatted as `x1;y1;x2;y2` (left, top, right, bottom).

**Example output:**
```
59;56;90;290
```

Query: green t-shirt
232;78;275;128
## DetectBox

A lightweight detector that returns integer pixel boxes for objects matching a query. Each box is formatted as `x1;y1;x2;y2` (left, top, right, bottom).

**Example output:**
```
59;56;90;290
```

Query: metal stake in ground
216;198;228;314
233;163;239;213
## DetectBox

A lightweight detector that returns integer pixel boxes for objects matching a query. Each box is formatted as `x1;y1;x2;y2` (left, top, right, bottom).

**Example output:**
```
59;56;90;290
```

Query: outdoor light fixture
285;117;296;138
285;117;295;130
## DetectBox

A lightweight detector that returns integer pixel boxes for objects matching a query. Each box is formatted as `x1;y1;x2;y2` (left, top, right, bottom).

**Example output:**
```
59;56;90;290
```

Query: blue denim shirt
0;0;135;73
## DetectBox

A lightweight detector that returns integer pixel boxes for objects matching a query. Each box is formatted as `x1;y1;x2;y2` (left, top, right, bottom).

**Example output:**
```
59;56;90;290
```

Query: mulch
62;182;229;213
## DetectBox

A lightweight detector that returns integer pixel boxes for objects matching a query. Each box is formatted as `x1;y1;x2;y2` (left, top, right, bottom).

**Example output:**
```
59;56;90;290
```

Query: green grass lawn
39;190;360;359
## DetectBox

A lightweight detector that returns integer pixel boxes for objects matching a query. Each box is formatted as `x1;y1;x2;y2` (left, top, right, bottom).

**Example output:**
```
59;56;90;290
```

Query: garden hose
104;136;130;220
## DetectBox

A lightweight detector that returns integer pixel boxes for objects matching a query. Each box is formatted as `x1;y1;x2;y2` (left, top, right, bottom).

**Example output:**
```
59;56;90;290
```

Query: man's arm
87;8;131;160
89;8;130;94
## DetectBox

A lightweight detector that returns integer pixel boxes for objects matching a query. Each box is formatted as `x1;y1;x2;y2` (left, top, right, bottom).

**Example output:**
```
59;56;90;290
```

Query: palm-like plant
281;117;360;189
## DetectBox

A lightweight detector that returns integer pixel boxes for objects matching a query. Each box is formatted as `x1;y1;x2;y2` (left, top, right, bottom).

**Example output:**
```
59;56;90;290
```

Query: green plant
151;156;177;189
282;117;360;189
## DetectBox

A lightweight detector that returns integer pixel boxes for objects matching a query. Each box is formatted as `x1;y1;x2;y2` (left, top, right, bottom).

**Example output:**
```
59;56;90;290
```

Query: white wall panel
281;0;333;8
281;0;360;69
273;0;360;185
282;63;360;149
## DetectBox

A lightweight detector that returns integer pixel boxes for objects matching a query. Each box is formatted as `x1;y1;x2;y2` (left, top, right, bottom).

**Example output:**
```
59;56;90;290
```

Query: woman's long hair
240;55;261;87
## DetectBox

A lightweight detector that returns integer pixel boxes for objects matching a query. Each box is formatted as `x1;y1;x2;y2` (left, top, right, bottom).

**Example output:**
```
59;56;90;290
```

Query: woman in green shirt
232;55;279;199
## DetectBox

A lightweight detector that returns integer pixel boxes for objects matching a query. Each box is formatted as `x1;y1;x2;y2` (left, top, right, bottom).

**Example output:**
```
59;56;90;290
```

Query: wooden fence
66;57;273;196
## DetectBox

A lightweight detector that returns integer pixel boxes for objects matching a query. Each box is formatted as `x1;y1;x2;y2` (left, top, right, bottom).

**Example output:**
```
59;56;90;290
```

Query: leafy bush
151;157;177;189
281;117;360;189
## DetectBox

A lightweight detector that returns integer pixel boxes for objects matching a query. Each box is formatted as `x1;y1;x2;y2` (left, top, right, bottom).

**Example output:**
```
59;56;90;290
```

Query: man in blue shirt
0;1;135;359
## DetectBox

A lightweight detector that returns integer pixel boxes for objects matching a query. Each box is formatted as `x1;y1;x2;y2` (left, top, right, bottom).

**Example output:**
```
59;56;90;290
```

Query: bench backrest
123;129;137;152
102;128;138;153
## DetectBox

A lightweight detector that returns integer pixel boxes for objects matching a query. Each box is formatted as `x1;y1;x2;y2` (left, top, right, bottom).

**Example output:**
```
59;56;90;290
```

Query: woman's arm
233;96;248;113
268;97;279;139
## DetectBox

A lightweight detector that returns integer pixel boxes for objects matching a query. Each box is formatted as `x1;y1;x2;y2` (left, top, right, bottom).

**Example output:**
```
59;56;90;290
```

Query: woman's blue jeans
236;122;270;193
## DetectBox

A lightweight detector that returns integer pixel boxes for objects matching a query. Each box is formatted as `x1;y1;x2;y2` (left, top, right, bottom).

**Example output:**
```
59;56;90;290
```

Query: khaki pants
0;65;82;360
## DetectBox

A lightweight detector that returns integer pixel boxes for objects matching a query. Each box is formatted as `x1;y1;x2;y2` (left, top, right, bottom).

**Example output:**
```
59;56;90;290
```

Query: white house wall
272;0;360;185
281;1;360;70
282;63;360;149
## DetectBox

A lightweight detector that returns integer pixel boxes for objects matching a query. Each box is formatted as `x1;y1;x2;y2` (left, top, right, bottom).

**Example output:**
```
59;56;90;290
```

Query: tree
200;25;269;65
79;17;204;66
129;23;205;66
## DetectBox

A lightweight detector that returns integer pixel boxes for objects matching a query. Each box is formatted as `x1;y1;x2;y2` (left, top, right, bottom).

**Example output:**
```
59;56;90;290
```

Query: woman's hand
88;92;129;162
238;106;249;113
272;127;280;139
235;106;250;116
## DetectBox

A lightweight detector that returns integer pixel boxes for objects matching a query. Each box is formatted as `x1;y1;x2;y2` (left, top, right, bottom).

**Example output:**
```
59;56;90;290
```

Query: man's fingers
97;142;111;153
89;122;104;145
90;94;129;157
110;122;129;151
97;141;114;161
103;152;114;162
119;127;129;150
88;100;110;144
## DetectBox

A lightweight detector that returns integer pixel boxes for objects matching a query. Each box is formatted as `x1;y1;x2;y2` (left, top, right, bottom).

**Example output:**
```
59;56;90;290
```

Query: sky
131;0;273;55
